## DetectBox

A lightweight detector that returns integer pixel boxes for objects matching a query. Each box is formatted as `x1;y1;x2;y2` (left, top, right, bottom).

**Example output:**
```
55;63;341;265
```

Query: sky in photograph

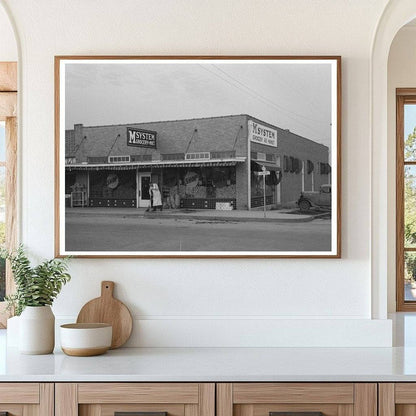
65;61;333;148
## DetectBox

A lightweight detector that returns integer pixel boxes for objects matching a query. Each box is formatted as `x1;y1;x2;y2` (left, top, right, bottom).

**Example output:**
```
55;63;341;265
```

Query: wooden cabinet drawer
379;383;416;416
217;383;377;416
0;383;53;416
56;383;215;416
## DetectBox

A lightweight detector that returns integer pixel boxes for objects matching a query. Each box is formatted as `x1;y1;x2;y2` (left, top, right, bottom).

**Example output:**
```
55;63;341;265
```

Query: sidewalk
66;207;328;223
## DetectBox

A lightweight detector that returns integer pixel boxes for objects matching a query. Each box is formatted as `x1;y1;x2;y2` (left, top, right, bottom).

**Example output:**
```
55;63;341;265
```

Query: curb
66;210;319;223
143;213;315;223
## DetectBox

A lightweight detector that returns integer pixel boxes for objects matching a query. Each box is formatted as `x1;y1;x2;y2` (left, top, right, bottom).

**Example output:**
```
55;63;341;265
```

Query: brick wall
66;115;249;162
247;115;329;206
65;129;75;156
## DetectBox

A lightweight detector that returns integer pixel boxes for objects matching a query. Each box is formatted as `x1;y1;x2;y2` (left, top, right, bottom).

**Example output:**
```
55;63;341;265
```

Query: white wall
387;25;416;312
0;3;17;61
0;0;393;346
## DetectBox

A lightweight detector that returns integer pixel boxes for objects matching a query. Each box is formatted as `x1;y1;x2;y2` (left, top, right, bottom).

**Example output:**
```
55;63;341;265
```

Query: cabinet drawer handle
270;413;324;416
115;412;167;416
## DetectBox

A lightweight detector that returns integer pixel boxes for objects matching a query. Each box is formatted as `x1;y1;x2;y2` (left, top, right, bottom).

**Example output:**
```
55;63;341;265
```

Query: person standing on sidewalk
148;183;163;212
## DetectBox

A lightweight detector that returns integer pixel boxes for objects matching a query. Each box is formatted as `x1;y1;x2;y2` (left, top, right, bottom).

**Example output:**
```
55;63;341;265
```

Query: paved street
65;214;331;252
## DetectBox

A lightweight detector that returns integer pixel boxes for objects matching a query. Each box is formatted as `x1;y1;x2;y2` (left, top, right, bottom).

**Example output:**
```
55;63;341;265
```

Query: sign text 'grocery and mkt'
248;120;277;147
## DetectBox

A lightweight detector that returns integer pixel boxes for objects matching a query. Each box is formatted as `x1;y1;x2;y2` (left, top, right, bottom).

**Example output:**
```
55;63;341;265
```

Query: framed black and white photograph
55;56;341;258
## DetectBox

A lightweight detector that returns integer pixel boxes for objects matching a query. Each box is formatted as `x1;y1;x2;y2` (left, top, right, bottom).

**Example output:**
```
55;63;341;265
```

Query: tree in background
0;172;4;246
404;127;416;281
0;166;5;300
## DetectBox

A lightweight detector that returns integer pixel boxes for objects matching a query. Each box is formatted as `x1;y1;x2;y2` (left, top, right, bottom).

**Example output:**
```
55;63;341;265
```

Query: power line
198;64;329;142
264;65;324;118
213;65;327;126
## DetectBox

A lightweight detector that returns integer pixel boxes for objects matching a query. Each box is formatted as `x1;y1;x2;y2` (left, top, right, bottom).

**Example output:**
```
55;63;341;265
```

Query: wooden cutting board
76;281;133;349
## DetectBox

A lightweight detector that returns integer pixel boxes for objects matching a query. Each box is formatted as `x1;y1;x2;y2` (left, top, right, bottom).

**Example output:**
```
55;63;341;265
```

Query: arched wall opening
371;0;416;320
387;19;416;313
0;1;20;328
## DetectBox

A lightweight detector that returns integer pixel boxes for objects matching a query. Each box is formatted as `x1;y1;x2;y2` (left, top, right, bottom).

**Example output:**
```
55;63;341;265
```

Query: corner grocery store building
65;114;330;210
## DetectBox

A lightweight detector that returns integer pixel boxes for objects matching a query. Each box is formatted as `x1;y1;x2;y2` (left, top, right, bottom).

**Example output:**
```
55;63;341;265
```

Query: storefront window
160;168;180;209
177;167;236;200
146;166;237;209
65;172;76;194
250;163;278;197
89;170;136;199
251;171;275;197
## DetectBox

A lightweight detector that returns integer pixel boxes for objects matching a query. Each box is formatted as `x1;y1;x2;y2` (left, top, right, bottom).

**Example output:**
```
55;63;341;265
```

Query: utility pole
256;165;270;219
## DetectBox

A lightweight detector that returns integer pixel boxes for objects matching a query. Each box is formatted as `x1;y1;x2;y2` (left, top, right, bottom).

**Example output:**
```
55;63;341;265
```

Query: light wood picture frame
55;56;341;258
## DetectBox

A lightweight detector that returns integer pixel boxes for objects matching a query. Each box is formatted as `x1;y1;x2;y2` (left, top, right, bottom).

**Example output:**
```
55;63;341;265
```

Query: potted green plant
1;245;71;354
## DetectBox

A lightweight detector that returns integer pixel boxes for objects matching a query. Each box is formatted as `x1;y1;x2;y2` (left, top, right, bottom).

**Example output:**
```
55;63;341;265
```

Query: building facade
65;115;330;210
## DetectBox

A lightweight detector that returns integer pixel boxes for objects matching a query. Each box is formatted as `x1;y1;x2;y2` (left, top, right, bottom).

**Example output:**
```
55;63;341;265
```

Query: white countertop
1;328;416;382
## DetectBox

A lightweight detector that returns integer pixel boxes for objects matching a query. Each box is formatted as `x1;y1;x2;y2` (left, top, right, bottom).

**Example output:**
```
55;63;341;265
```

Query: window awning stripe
252;161;282;172
65;158;246;171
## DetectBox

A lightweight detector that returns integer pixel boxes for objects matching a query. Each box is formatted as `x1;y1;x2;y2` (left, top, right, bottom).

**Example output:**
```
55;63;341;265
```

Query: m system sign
127;127;157;148
248;120;277;147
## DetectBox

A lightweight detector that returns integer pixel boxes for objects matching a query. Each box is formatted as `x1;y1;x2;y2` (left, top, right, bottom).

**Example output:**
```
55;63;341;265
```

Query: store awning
252;161;281;172
65;157;246;171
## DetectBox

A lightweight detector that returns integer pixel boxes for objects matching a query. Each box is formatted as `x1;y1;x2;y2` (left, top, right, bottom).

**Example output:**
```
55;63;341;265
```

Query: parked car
297;184;331;212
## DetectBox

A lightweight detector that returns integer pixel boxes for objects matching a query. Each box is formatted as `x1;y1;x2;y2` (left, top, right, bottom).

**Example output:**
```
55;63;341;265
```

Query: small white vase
19;306;55;354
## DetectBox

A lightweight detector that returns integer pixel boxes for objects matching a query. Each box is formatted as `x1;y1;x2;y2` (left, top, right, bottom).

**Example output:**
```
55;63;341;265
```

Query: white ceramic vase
19;306;55;354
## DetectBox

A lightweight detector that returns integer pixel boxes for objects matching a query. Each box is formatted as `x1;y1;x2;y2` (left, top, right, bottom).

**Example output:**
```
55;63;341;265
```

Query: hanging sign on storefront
106;173;119;189
127;127;157;148
184;171;199;189
183;171;200;195
248;120;277;147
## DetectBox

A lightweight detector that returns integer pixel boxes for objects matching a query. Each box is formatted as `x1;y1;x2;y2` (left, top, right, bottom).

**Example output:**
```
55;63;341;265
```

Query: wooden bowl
60;323;112;356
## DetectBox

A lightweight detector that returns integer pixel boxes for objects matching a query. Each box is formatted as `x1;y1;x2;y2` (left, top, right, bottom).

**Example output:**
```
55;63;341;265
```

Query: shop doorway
138;173;151;208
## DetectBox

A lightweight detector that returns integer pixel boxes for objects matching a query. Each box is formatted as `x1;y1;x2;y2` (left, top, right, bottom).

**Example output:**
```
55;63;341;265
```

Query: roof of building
65;114;329;162
66;114;248;161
